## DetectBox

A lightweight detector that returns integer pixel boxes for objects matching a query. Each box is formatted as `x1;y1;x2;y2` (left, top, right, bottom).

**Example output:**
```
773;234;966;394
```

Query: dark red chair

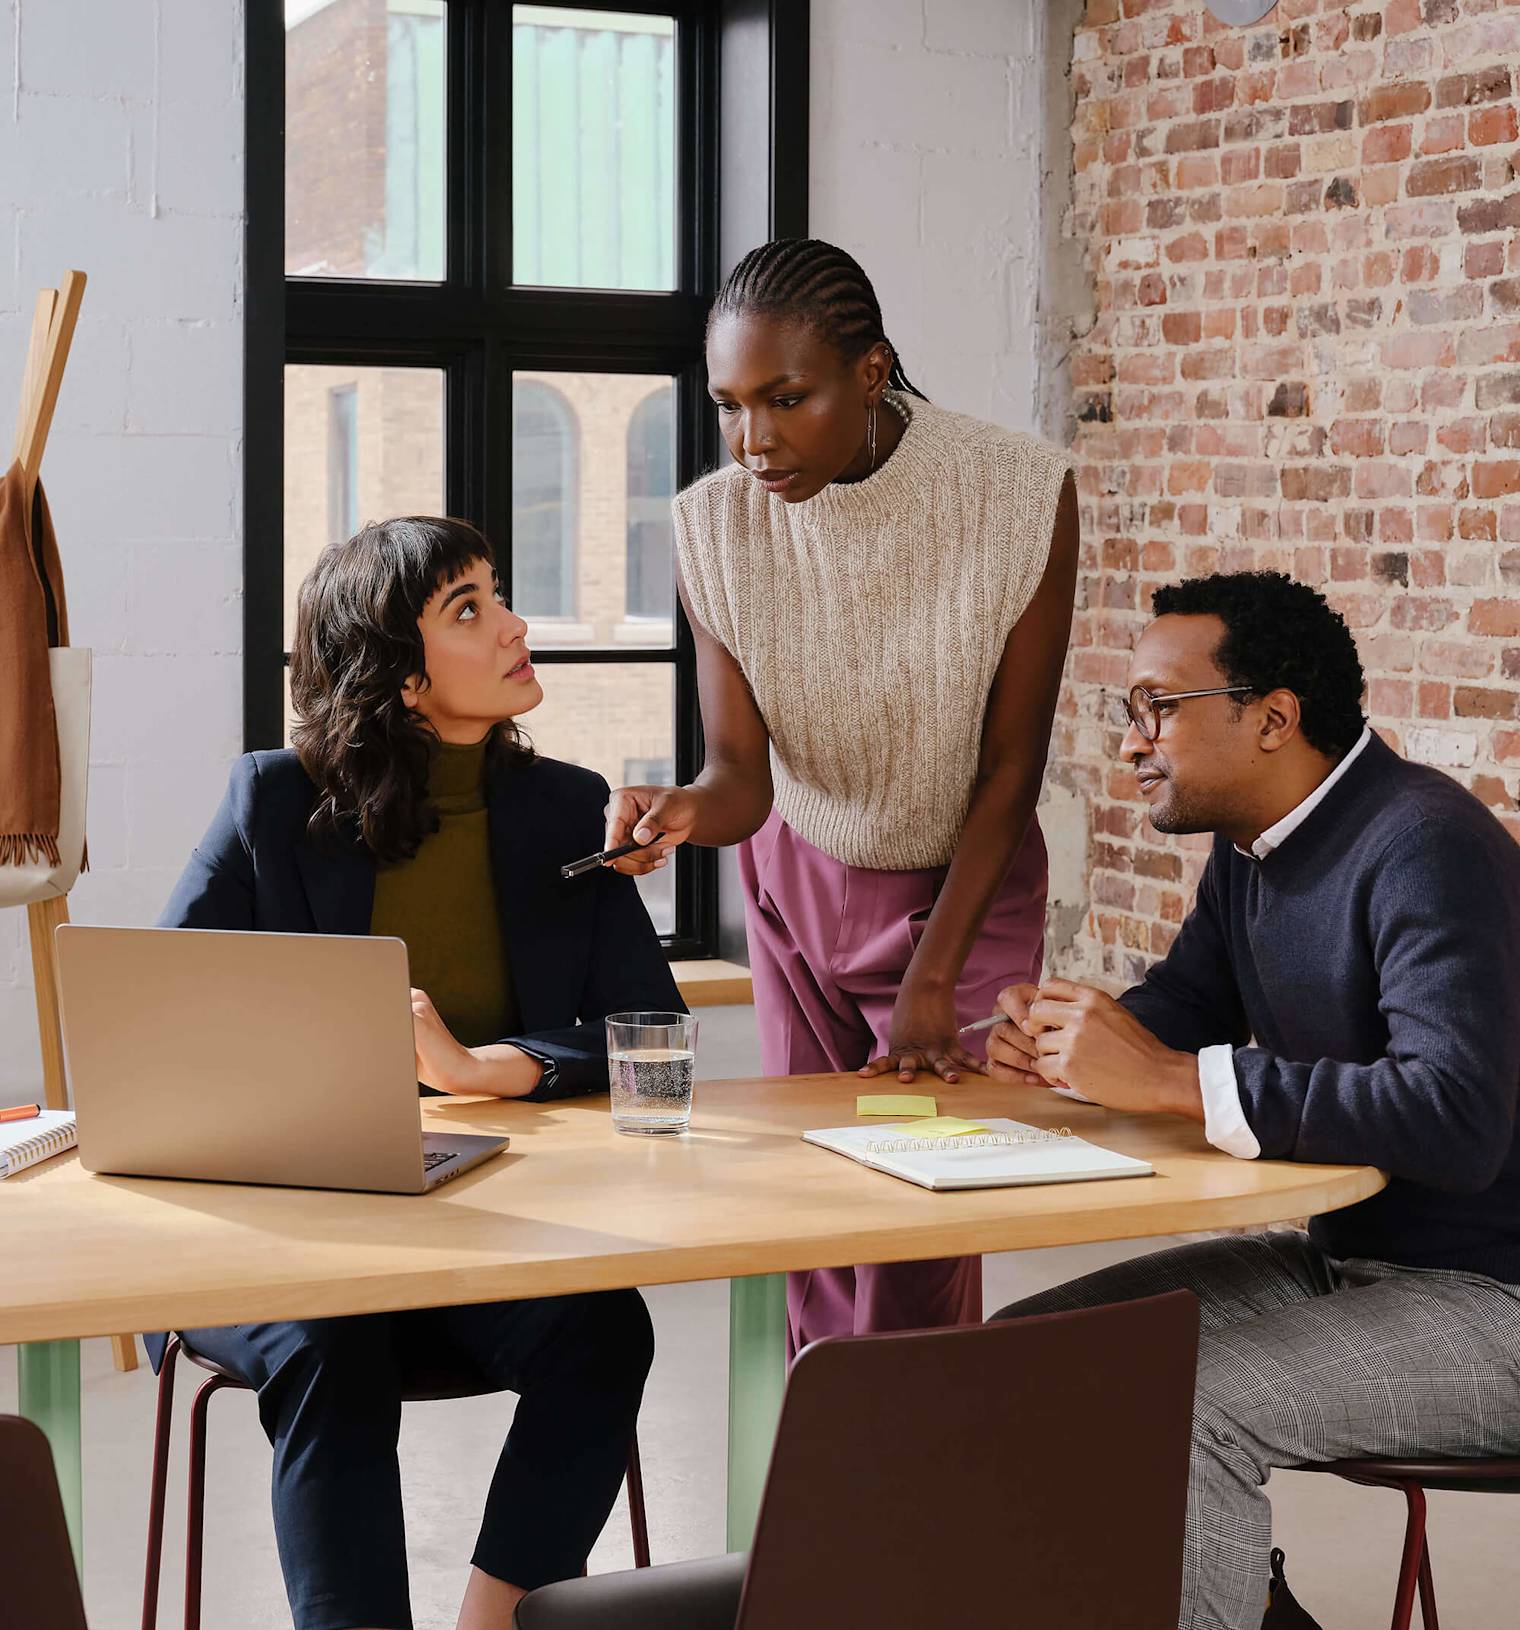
1294;1456;1520;1630
516;1289;1201;1630
141;1334;651;1630
0;1414;90;1630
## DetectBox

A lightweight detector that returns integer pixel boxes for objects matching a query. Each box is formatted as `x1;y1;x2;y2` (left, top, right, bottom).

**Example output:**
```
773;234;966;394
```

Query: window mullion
481;0;513;291
448;1;483;290
286;281;707;353
244;1;286;752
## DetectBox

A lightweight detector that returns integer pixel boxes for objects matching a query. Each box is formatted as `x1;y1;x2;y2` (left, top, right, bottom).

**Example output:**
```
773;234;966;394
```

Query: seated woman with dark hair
154;516;682;1630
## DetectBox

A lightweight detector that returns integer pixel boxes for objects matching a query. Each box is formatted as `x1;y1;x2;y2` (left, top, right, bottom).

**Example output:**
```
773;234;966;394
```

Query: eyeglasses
1121;684;1255;743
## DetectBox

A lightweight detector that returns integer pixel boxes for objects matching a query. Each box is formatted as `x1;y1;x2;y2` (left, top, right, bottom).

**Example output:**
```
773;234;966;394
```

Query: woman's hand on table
411;988;542;1098
602;785;699;875
859;983;987;1085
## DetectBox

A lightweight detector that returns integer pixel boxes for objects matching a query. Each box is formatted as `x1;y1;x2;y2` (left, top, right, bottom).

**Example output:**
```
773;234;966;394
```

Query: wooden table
5;1074;1385;1563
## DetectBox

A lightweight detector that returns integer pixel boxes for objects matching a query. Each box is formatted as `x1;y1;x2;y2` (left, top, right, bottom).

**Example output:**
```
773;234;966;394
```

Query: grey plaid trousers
992;1230;1520;1630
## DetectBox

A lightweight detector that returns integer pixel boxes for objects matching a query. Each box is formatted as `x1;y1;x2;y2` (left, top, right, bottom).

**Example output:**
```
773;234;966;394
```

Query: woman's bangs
387;517;495;618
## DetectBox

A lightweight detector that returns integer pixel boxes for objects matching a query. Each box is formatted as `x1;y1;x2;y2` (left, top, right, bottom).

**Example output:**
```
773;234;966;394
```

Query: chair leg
141;1337;181;1630
184;1373;232;1630
1416;1529;1438;1630
1388;1482;1429;1630
625;1430;651;1569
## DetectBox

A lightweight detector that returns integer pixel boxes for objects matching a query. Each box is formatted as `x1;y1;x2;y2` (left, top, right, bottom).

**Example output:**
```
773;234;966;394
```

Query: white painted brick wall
0;0;244;1099
810;0;1047;429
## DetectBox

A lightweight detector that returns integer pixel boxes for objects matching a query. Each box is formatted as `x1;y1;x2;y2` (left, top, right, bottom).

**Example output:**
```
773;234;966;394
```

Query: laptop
54;925;508;1194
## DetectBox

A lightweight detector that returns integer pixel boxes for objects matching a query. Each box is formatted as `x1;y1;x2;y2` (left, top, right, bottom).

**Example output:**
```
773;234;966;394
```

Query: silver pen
957;1013;1006;1036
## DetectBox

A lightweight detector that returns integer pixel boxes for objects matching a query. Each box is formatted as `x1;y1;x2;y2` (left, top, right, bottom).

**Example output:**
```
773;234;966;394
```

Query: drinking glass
607;1011;698;1135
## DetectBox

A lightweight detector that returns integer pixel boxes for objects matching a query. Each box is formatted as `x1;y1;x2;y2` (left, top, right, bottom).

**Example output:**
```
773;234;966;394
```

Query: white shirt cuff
1198;1044;1261;1159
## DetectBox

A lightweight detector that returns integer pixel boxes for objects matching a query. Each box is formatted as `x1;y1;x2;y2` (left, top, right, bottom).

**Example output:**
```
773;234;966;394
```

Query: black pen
560;832;667;880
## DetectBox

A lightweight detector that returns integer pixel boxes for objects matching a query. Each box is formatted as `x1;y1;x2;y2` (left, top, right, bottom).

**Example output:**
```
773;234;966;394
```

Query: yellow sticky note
898;1116;990;1139
856;1093;938;1118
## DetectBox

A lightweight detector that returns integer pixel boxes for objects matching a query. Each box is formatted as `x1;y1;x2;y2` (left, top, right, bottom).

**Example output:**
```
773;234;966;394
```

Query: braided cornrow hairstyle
709;238;929;400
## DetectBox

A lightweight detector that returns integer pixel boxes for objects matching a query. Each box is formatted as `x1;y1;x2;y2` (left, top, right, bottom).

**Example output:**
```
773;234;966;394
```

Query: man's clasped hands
985;979;1205;1127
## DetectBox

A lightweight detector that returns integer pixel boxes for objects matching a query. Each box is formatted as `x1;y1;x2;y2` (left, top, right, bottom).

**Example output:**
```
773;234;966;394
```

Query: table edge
0;1162;1387;1345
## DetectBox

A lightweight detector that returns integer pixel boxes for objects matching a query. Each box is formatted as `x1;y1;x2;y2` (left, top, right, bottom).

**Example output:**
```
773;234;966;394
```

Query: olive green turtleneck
369;736;519;1048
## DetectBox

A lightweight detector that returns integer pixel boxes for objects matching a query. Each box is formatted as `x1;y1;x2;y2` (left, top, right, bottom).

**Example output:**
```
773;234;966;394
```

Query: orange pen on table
0;1102;41;1123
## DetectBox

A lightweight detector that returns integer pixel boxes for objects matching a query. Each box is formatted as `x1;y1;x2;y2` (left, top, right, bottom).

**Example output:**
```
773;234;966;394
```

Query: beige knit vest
673;394;1075;871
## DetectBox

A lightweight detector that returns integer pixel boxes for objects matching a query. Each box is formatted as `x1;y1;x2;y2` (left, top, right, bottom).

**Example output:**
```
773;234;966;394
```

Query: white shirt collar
1236;726;1373;861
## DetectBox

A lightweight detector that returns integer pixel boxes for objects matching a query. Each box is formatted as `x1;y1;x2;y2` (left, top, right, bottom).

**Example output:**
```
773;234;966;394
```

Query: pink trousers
738;809;1048;1353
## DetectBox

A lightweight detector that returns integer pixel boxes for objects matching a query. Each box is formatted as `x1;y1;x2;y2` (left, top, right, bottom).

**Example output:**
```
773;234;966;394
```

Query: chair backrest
0;1415;88;1629
736;1290;1199;1630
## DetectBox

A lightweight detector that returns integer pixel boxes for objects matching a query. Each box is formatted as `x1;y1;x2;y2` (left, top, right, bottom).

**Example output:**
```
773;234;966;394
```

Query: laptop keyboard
423;1150;454;1173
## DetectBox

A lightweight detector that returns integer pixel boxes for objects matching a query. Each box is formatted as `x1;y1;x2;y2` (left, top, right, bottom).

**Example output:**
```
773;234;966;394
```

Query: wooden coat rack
14;273;85;1119
11;271;137;1372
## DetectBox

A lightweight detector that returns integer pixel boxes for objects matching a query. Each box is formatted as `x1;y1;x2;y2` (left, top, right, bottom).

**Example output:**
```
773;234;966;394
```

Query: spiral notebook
802;1117;1153;1192
0;1110;78;1178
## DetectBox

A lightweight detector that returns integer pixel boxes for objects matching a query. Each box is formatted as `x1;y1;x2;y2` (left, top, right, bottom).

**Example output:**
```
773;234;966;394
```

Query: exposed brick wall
1051;0;1520;988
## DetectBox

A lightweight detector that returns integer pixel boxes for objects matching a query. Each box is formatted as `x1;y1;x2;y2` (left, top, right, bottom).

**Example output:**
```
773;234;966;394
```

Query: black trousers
182;1290;653;1630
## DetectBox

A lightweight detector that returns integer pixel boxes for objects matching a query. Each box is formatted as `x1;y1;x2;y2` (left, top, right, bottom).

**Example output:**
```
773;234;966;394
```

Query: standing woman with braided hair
606;238;1079;1347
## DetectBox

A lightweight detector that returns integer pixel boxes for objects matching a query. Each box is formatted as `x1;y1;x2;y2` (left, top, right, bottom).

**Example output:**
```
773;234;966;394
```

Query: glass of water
607;1011;698;1135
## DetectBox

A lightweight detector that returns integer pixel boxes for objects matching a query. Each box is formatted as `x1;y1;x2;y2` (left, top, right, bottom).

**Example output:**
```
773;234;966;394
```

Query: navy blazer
159;748;685;1101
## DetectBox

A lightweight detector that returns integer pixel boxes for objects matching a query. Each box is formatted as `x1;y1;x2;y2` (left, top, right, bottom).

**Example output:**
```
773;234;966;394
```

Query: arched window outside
625;386;674;623
512;381;578;618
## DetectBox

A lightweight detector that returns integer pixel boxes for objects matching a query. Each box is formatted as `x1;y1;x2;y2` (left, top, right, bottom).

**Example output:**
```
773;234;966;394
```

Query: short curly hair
1151;572;1366;757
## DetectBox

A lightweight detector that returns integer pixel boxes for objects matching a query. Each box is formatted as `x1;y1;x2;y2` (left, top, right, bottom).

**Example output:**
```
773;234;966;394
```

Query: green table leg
18;1339;82;1571
726;1273;787;1552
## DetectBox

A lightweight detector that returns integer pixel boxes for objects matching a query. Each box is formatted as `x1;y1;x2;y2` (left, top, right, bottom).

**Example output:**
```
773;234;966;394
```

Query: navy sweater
1120;733;1520;1282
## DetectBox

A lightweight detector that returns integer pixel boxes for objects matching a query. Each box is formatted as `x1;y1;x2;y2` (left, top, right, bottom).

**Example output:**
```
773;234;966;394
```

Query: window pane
512;7;676;291
511;371;676;649
284;662;296;747
286;0;446;280
283;364;445;647
526;662;676;935
512;380;578;619
626;386;675;627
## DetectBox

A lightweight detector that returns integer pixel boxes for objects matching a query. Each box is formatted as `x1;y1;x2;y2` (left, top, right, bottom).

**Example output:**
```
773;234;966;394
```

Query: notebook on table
0;1110;77;1178
803;1117;1153;1193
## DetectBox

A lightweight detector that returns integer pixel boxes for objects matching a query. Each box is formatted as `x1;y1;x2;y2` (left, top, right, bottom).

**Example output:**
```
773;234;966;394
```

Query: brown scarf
0;459;72;868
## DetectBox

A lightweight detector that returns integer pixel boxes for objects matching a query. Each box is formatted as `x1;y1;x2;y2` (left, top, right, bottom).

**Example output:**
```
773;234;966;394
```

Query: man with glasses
988;571;1520;1630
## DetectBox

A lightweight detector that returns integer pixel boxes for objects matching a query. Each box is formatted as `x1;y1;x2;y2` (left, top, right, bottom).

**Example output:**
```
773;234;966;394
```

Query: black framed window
248;0;808;959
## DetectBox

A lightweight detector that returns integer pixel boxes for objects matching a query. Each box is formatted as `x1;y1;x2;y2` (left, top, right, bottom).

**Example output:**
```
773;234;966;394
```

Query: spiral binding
864;1127;1074;1155
0;1114;76;1176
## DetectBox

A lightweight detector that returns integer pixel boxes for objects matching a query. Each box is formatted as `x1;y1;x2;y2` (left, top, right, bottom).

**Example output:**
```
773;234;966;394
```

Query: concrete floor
6;1006;1516;1627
